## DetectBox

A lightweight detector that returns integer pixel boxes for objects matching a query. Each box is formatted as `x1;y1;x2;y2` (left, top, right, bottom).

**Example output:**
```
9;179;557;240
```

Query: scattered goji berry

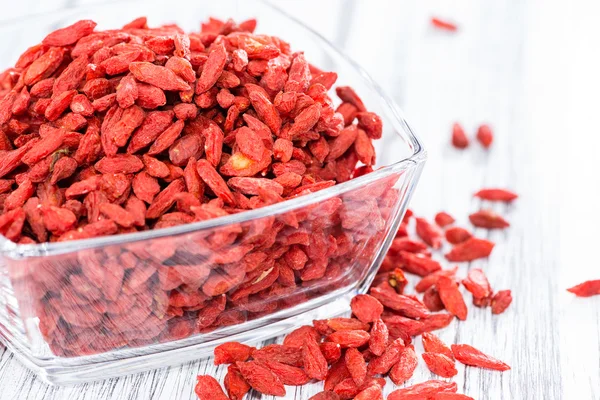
476;124;494;148
445;226;472;244
446;237;495;262
469;209;510;229
462;268;493;300
436;275;468;321
567;280;600;297
388;380;458;400
431;17;458;32
451;122;469;149
451;344;511;371
422;352;457;377
491;290;513;314
434;211;455;227
194;375;229;400
474;188;518;202
389;345;418;385
236;360;286;396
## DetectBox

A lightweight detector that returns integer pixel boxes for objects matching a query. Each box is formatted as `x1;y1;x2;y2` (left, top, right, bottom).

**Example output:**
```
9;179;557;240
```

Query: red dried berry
350;294;384;323
434;211;455;227
476;124;494;148
451;343;511;371
446;237;495;262
567;280;600;297
422;352;457;377
195;375;229;400
214;342;254;365
431;17;458;32
491;290;512;314
445;226;472;244
437;275;468;321
451;122;469;149
236;361;286;396
462;268;493;300
469;209;510;229
388;380;458;400
474;188;518;202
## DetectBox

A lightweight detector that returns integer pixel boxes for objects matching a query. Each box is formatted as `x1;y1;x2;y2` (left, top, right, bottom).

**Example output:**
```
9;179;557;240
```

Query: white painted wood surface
1;0;599;399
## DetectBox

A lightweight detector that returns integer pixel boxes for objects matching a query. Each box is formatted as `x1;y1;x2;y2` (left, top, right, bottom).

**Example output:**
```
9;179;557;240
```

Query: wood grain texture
1;0;599;399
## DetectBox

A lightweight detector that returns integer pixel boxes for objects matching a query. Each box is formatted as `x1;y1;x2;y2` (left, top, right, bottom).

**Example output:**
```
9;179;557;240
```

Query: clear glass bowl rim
0;0;426;260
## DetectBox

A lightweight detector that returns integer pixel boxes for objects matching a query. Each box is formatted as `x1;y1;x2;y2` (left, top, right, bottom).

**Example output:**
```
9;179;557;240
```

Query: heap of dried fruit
0;16;382;244
195;186;520;399
196;293;510;399
0;16;399;358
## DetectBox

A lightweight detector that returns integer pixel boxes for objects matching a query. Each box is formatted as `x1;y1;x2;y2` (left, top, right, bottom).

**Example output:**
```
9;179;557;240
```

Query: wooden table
1;1;599;399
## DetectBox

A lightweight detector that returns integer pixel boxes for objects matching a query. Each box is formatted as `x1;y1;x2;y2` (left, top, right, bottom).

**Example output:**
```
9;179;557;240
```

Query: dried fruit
445;227;472;245
236;361;286;396
431;17;458;32
326;330;370;348
451;344;511;371
345;348;367;386
214;342;254;365
451;122;468;149
491;290;513;314
462;269;492;300
224;364;251;400
436;276;468;321
476;124;493;148
195;375;229;400
415;217;442;248
422;352;457;377
567;280;600;297
469;209;509;229
422;332;454;360
350;294;383;323
389;345;418;385
303;338;328;380
434;211;455;227
474;188;518;202
388;380;458;400
446;238;495;262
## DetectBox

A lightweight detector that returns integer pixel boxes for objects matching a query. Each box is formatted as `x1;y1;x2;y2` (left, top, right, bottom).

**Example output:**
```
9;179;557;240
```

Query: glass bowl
0;0;426;385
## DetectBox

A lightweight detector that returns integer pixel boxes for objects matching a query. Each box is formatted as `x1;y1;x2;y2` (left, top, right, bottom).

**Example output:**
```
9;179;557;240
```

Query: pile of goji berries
196;187;518;399
0;16;399;358
0;16;382;244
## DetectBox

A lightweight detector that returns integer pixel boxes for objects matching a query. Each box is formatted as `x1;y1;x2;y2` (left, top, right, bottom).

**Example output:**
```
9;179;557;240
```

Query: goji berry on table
451;343;511;371
431;17;458;32
474;188;518;202
469;209;510;229
451;122;468;149
567;280;600;297
476;124;494;148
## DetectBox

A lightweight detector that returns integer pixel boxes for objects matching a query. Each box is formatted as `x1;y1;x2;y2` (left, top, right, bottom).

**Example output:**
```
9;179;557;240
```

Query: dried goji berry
491;290;512;314
436;275;468;321
422;352;457;377
389;345;418;385
451;122;469;149
194;375;228;400
388;380;458;400
462;268;493;300
446;237;495;262
469;209;509;229
445;226;472;245
431;17;458;32
567;280;600;297
451;343;511;371
224;364;251;400
474;188;518;202
476;124;493;148
236;360;286;396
